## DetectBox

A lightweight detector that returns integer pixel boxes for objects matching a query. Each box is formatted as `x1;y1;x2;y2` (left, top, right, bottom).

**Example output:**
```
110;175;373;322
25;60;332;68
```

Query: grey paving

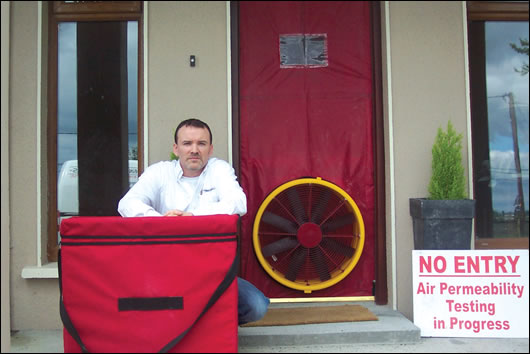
9;329;529;353
8;301;529;353
239;338;530;353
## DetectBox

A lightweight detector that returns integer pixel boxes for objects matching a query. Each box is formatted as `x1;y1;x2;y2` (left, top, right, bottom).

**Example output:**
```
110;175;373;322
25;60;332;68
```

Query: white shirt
118;158;247;217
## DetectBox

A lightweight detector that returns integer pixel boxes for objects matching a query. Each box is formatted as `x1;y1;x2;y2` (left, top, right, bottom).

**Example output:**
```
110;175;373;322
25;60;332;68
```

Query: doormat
240;304;378;327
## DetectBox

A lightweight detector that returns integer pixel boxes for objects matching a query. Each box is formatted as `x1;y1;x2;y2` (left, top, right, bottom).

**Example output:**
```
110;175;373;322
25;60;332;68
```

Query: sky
485;21;529;213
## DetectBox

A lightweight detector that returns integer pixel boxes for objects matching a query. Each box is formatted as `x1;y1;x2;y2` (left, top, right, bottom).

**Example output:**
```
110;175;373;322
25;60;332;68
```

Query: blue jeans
237;277;270;325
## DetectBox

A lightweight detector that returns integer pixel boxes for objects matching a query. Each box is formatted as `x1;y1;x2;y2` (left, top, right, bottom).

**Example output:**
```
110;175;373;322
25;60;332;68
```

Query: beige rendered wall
147;1;229;165
2;1;11;351
385;1;470;319
9;1;60;330
8;1;229;330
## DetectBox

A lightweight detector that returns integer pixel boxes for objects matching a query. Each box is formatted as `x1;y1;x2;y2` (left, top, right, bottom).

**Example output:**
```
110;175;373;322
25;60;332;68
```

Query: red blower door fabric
238;1;375;297
59;215;239;353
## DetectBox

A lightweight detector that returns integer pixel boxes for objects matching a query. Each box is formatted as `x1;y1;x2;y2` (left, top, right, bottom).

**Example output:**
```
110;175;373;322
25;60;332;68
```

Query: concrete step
238;301;421;348
9;301;420;352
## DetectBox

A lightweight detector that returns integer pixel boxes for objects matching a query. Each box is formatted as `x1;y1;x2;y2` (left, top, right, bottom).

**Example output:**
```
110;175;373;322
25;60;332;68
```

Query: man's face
173;125;213;177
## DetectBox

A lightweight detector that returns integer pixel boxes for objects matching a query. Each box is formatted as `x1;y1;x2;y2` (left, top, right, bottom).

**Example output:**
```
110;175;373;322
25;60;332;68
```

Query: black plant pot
409;198;476;250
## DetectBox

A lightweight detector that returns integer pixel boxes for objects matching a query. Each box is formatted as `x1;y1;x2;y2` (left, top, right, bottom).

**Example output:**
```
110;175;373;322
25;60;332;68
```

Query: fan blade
310;187;331;223
310;247;331;281
261;237;299;257
321;213;353;233
262;211;298;234
321;238;354;258
285;247;307;281
287;188;307;224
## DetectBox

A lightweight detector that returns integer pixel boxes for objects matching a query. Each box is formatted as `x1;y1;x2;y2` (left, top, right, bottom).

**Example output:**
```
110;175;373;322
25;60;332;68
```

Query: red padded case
59;215;239;353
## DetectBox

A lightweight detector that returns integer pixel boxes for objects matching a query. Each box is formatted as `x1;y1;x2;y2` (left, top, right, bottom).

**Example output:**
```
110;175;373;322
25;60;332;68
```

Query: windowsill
21;262;58;279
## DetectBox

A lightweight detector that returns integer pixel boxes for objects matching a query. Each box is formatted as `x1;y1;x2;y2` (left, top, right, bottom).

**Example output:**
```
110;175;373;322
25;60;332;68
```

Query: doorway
232;1;385;300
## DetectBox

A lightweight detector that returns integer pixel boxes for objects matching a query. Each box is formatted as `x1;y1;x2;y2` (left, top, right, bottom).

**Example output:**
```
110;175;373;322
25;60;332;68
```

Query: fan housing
253;177;365;293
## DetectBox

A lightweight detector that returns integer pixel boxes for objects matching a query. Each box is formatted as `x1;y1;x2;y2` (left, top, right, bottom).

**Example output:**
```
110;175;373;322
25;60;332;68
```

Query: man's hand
164;209;193;217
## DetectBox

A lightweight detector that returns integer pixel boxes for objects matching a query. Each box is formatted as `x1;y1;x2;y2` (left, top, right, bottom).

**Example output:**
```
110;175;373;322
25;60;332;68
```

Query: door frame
230;1;388;304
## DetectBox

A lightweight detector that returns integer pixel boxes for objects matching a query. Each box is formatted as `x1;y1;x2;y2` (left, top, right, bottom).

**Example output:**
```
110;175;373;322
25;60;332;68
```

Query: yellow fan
253;177;365;293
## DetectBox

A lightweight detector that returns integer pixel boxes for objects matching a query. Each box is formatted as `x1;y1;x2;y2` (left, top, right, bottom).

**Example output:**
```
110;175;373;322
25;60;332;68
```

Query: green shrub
428;121;467;200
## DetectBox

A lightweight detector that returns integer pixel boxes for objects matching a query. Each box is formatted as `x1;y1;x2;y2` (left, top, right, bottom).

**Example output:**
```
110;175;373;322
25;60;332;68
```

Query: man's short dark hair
174;118;213;145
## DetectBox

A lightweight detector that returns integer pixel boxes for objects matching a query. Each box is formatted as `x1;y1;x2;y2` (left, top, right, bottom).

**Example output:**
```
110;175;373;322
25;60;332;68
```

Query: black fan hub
297;222;322;248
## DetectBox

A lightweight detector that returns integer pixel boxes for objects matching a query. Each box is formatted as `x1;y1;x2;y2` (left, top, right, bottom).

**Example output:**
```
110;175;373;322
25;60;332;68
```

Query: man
118;118;269;325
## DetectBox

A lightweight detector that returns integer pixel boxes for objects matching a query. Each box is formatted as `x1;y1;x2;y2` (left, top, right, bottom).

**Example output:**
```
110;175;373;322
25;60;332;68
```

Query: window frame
47;1;144;261
467;1;529;249
467;1;529;21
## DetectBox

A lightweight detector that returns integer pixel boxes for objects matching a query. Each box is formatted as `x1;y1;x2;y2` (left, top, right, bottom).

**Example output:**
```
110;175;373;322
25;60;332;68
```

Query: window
468;1;529;248
47;1;143;261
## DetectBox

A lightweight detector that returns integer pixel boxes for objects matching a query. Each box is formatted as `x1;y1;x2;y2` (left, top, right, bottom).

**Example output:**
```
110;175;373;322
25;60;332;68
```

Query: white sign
412;250;528;338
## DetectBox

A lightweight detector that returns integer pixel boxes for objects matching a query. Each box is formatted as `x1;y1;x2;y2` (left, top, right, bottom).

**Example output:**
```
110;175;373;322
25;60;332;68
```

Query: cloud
128;21;138;133
490;150;529;212
485;21;529;147
58;23;78;133
491;150;529;177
